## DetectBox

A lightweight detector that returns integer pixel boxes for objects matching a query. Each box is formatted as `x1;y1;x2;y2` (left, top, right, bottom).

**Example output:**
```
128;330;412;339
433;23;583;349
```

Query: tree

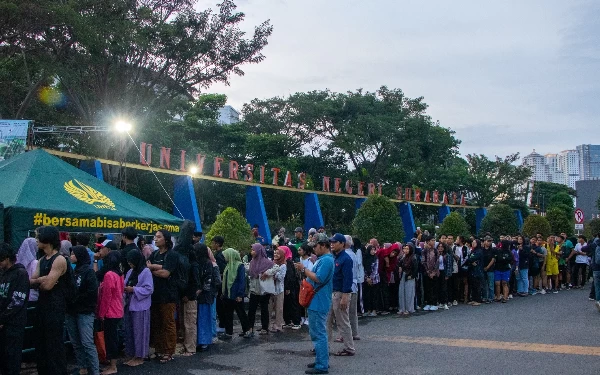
522;215;551;239
352;195;404;244
464;153;532;207
479;204;518;237
439;212;471;238
584;218;600;239
549;192;574;211
205;207;254;255
546;207;573;236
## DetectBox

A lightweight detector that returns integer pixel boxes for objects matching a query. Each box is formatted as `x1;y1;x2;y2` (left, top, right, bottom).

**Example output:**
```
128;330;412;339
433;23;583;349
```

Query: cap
308;233;330;246
101;240;118;251
329;233;346;244
294;227;303;233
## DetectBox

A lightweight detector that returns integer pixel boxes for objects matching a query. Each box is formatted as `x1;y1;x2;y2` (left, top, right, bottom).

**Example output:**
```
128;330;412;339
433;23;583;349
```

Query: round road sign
575;208;584;224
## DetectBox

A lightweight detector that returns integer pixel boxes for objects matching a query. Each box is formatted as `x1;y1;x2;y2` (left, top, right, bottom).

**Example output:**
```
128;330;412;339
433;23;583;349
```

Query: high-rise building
217;105;240;125
557;150;579;189
522;150;547;181
577;144;600;180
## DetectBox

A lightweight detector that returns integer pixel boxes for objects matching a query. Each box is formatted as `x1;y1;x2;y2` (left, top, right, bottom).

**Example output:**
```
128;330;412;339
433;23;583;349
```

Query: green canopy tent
0;149;183;248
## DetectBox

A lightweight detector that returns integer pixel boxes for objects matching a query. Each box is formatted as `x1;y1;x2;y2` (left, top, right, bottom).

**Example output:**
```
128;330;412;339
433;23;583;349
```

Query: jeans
211;301;217;337
65;313;99;375
308;309;329;372
594;271;600;301
486;272;495;300
517;269;529;294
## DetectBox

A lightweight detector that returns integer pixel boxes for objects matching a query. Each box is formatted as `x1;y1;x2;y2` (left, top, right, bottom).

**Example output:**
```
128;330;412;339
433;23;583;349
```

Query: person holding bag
265;248;287;333
246;243;273;336
66;246;100;375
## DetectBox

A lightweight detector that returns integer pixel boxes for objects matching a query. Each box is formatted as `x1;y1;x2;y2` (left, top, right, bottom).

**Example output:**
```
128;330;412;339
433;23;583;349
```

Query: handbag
94;320;107;363
298;269;333;308
259;276;276;295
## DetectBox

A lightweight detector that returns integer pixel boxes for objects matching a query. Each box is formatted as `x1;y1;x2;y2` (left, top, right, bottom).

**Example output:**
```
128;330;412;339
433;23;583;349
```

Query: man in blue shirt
327;233;355;358
295;233;334;374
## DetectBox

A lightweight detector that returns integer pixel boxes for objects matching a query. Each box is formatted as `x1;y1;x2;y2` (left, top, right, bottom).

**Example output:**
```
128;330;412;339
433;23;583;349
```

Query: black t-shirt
494;249;513;271
148;249;178;304
482;247;495;272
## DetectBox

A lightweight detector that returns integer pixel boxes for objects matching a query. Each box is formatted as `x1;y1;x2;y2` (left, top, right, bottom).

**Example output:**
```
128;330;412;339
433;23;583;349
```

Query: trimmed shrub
352;195;404;244
546;207;573;236
479;204;518;237
522;214;551;239
206;207;255;254
439;212;471;238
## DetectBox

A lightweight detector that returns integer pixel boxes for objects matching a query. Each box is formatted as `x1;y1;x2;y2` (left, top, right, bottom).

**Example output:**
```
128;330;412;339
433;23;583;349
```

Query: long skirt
197;303;213;345
124;309;150;358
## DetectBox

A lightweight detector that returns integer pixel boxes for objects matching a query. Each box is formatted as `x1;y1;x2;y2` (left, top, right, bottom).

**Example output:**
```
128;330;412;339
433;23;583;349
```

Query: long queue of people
0;224;599;375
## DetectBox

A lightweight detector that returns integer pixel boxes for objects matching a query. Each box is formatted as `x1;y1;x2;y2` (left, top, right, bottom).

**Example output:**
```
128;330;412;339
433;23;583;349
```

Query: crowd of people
0;223;599;375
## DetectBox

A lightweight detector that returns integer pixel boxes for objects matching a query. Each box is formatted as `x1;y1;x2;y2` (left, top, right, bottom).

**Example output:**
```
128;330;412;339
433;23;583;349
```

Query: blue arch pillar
355;198;366;213
514;209;524;232
79;160;104;180
399;202;416;244
173;176;202;235
475;208;487;235
438;205;451;224
245;186;271;245
305;193;324;233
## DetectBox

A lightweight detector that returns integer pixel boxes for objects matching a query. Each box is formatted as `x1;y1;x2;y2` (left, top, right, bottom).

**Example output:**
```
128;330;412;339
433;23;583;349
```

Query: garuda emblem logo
64;179;116;211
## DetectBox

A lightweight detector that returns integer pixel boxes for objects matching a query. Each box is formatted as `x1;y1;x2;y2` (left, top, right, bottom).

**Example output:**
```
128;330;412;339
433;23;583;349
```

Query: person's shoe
589;297;595;301
437;304;443;308
306;369;329;374
219;334;232;341
291;324;302;330
595;301;600;312
258;329;269;335
452;300;458;306
530;290;537;296
368;312;377;317
540;289;546;295
423;305;431;311
242;331;253;338
508;294;513;299
443;304;449;310
216;327;225;333
380;311;390;315
303;318;310;325
282;323;293;329
552;289;559;294
430;305;438;311
307;362;330;369
212;336;219;344
471;302;481;306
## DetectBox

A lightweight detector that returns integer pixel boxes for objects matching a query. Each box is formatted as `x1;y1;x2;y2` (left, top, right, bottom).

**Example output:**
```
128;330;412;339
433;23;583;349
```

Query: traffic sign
575;208;584;224
575;224;584;230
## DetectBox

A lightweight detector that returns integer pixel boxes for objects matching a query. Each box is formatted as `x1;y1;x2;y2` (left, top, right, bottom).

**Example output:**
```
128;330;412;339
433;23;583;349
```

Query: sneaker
438;304;443;308
443;304;449;310
540;289;546;295
369;312;377;317
596;301;600;312
303;319;309;325
282;324;293;329
212;337;219;344
216;327;225;333
552;289;559;294
430;305;438;311
452;300;458;306
291;324;302;330
219;334;232;341
416;306;422;310
242;331;253;338
508;294;513;299
424;305;431;311
589;297;595;301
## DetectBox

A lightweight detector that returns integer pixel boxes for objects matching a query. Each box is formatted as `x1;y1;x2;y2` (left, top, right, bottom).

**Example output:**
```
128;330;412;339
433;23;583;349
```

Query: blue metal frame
304;193;324;233
355;198;366;213
245;186;271;245
79;159;104;180
475;208;488;235
399;202;416;243
438;205;451;224
173;176;202;234
514;209;524;232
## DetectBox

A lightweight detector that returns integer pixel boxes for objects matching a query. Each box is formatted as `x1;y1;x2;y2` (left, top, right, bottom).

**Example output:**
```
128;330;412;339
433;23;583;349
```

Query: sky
203;0;600;159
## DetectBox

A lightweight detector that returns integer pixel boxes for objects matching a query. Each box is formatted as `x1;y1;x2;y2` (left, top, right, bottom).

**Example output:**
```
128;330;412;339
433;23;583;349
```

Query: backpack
168;251;190;298
62;255;79;304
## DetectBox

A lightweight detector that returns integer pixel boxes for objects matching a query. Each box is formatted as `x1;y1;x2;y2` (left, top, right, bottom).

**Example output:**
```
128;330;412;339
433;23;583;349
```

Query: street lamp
189;166;198;175
115;120;132;133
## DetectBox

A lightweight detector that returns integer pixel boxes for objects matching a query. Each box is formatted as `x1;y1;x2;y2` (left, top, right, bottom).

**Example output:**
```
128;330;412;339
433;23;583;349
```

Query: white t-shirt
301;257;314;272
439;255;445;270
575;243;588;264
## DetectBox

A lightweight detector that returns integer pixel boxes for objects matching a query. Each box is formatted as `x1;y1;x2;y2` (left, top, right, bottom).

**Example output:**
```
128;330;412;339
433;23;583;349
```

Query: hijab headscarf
363;244;377;272
59;240;72;257
222;248;242;295
17;237;38;270
100;250;122;281
142;244;154;259
249;243;273;278
274;248;286;265
126;249;146;286
279;245;293;261
71;245;91;273
378;243;400;280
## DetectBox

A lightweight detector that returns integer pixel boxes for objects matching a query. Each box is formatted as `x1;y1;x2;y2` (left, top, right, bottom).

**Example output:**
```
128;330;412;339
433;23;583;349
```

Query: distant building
577;144;600;180
522;150;547;181
218;105;240;125
575;179;600;222
557;150;579;189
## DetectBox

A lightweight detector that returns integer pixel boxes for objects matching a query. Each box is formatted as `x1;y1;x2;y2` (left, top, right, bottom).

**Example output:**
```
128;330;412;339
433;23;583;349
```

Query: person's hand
94;252;101;260
294;262;303;271
285;290;290;295
196;290;202;296
340;294;349;311
146;260;152;268
124;286;134;293
235;297;242;303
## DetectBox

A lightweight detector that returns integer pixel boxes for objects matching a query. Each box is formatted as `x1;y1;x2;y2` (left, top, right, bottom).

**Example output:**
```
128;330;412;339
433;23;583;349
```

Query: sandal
334;349;355;357
159;355;174;364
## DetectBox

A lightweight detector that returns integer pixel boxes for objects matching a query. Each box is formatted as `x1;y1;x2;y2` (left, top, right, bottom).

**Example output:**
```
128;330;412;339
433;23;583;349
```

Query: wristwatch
93;260;98;263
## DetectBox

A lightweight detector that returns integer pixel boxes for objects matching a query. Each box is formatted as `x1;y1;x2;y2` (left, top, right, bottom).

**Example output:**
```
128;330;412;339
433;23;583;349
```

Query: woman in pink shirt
97;251;125;375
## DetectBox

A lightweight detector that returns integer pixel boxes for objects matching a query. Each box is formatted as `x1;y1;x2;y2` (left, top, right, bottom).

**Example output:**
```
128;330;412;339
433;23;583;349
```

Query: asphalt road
93;288;600;374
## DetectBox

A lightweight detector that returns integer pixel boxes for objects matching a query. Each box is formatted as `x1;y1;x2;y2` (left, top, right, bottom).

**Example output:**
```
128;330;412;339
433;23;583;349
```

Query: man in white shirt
572;235;589;288
343;235;360;341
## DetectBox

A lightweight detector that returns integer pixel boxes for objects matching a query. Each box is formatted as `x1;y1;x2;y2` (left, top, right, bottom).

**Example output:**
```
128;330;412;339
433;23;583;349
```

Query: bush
546;207;573;236
206;207;255;255
522;214;551;239
352;195;404;244
439;212;471;238
479;204;518;237
584;218;600;239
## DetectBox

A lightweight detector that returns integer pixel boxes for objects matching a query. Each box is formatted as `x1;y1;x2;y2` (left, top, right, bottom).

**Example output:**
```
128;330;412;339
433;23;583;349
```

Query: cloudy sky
205;0;599;159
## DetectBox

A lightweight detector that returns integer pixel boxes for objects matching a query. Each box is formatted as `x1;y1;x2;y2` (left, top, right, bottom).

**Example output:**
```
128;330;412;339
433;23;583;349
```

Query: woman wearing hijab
265;248;287;332
59;240;72;258
66;246;100;375
220;248;251;340
247;243;273;336
195;243;214;349
96;251;124;375
421;236;440;311
17;237;39;303
398;243;418;316
378;243;401;314
282;245;302;329
123;250;153;367
362;244;380;317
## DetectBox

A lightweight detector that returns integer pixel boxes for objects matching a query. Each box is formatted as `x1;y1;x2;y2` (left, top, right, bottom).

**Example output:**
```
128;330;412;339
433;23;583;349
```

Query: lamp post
115;120;132;191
